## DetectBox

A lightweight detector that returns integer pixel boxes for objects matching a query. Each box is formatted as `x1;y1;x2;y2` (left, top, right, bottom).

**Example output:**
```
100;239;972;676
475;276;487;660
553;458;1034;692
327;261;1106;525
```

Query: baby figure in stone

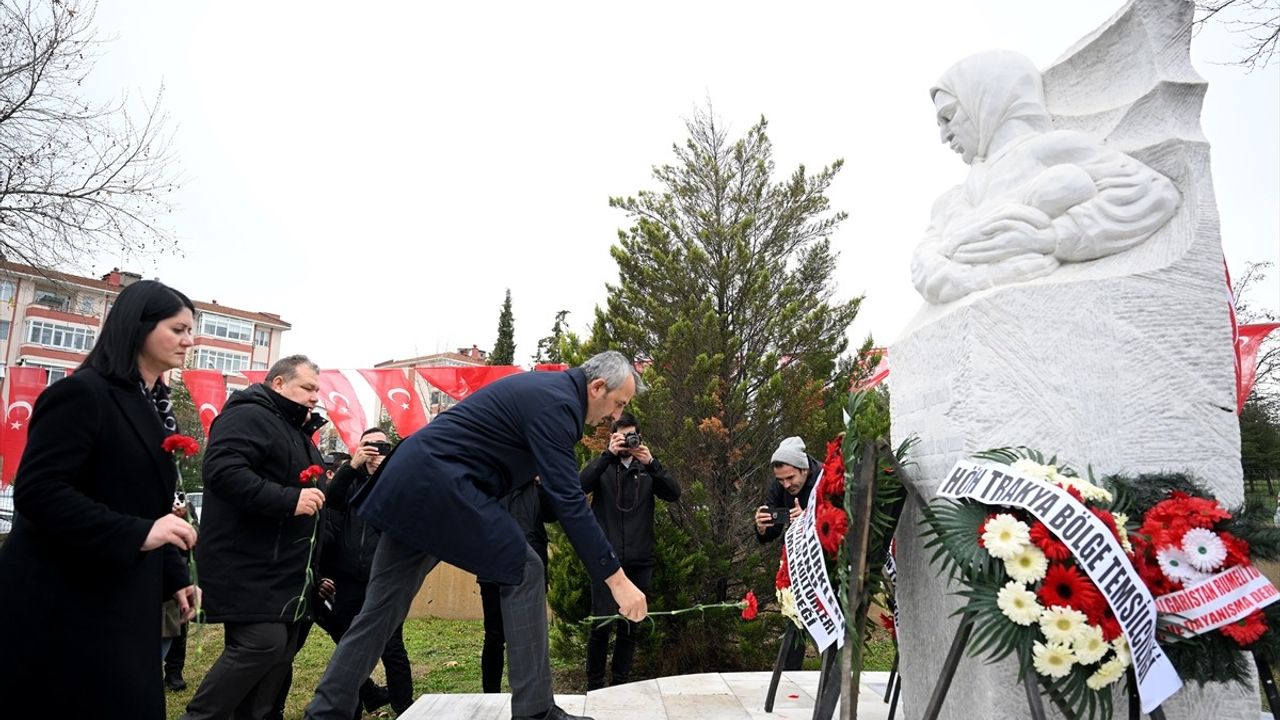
911;50;1181;304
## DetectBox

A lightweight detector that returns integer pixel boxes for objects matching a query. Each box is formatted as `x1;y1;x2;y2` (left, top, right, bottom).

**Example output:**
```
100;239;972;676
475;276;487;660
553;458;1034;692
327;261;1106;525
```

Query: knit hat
771;436;808;469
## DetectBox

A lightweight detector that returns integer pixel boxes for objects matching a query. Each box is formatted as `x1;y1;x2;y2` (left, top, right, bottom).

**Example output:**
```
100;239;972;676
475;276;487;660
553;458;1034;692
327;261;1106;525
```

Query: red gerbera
1098;604;1123;642
823;465;846;499
816;503;848;556
1219;532;1251;568
776;551;791;589
741;591;759;621
1220;610;1267;647
161;434;200;457
1062;484;1085;504
1029;521;1072;562
1037;563;1105;617
977;513;999;549
299;464;324;485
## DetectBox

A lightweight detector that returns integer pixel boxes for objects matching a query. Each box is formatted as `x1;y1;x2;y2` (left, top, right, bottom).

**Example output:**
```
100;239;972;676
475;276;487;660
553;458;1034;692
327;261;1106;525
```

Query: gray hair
265;354;319;385
581;350;645;393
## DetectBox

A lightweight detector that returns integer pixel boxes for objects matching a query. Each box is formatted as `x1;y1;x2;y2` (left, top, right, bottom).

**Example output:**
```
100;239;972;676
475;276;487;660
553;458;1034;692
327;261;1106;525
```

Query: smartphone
767;507;790;528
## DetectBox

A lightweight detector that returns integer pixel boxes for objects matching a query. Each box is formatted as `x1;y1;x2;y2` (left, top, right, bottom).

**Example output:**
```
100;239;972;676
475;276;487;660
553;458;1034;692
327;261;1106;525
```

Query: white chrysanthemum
1086;657;1127;690
1181;527;1228;572
1054;475;1113;504
997;581;1042;626
778;588;804;629
982;513;1031;560
1072;624;1109;665
1012;458;1055;479
1033;641;1076;679
1004;545;1049;584
1040;605;1089;644
1112;637;1132;668
1157;546;1211;584
1112;512;1133;553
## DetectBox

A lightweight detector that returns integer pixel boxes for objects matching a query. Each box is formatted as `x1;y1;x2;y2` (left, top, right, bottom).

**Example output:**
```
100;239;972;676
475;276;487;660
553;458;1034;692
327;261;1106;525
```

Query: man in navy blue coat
307;351;648;720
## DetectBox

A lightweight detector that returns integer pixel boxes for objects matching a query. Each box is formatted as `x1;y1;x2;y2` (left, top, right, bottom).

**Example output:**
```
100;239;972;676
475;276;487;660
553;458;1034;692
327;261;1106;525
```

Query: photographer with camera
579;412;680;690
313;428;412;717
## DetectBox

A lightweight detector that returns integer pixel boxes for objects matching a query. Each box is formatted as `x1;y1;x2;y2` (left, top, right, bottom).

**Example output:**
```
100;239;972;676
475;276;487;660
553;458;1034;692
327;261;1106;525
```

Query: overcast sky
81;0;1279;370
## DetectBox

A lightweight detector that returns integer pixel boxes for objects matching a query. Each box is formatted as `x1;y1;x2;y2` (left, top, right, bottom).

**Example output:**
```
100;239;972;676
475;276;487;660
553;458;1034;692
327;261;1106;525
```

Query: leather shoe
512;705;595;720
164;673;187;691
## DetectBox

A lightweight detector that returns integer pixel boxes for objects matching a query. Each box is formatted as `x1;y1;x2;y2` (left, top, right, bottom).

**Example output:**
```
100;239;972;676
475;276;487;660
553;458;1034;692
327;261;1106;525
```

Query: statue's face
934;90;978;164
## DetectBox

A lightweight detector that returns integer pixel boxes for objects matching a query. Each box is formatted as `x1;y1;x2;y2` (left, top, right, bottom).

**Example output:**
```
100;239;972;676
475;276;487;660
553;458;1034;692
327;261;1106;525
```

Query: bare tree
1233;260;1280;404
1196;0;1280;70
0;0;178;270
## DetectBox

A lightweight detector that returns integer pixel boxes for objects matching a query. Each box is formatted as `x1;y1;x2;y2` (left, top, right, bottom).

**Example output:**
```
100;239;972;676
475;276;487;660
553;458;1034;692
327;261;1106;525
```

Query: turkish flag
852;349;890;392
1237;323;1280;412
357;369;428;438
534;363;569;372
240;370;268;385
316;370;369;452
2;367;50;485
181;369;229;437
415;366;524;402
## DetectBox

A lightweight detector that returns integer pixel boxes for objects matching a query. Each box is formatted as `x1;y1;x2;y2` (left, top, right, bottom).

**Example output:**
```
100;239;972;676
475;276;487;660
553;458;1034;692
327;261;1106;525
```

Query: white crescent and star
6;400;32;430
327;391;350;410
387;387;412;410
199;402;220;418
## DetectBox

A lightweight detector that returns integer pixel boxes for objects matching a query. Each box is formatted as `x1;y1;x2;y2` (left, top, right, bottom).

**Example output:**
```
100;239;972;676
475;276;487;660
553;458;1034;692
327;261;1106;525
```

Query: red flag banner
181;369;228;437
239;370;268;385
534;363;569;372
415;366;524;401
316;370;370;452
2;367;49;485
852;349;890;392
357;369;429;438
1237;323;1280;413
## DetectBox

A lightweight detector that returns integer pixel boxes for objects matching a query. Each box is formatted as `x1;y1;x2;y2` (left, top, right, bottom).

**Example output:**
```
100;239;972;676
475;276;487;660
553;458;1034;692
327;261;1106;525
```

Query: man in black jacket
580;412;680;690
315;427;412;717
182;355;328;720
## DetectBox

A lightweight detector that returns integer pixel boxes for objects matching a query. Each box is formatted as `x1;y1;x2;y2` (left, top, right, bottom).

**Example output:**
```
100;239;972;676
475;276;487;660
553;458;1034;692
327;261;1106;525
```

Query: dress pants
180;621;303;720
306;535;553;719
585;563;652;690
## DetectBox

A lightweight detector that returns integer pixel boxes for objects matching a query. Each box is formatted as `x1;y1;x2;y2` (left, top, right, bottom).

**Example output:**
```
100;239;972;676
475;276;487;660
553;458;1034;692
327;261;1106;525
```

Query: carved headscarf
930;50;1053;162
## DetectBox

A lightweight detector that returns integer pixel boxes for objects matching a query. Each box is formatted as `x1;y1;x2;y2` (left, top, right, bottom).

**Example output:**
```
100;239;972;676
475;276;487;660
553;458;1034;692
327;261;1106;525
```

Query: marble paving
401;670;896;720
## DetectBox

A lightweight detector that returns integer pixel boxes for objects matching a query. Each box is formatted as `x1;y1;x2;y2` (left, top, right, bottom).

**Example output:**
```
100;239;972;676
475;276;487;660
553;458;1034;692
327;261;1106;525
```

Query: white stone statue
911;50;1182;304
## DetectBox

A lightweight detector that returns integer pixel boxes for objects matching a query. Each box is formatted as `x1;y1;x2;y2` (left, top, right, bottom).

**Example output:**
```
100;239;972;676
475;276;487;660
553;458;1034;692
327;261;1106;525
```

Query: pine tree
489;289;516;366
532;310;570;365
548;108;868;677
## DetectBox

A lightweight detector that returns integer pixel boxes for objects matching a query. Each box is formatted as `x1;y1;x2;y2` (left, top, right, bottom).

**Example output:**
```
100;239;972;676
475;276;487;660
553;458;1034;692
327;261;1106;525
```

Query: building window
25;320;95;352
0;320;8;341
198;313;254;343
33;291;70;312
251;361;267;370
78;297;94;315
0;281;14;305
25;363;70;386
194;348;250;374
254;328;270;347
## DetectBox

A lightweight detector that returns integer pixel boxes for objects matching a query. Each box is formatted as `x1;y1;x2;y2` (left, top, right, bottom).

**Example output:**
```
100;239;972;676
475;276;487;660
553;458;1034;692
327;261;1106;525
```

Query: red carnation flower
299;464;324;485
817;503;848;556
1038;563;1105;617
882;465;895;476
162;434;200;457
1029;521;1072;562
741;591;759;621
879;611;897;638
1220;610;1267;647
776;552;791;589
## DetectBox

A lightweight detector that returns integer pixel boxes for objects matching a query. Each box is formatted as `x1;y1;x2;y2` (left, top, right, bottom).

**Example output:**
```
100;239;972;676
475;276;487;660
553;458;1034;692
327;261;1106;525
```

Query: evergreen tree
490;289;516;366
532;310;570;365
548;108;868;676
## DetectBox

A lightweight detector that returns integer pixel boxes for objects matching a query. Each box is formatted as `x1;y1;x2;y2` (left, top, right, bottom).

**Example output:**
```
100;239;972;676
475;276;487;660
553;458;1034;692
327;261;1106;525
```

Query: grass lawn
165;617;897;719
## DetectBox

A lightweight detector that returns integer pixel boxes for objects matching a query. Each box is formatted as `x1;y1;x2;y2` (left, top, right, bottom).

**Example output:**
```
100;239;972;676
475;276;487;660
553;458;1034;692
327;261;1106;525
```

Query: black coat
319;462;381;585
360;368;620;585
195;383;327;622
755;454;821;544
580;452;680;566
0;369;189;720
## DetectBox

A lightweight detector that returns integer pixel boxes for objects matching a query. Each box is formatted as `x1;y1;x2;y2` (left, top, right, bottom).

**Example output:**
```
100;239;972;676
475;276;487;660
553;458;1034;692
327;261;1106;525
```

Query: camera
623;432;642;449
364;440;393;456
174;490;187;508
767;507;790;528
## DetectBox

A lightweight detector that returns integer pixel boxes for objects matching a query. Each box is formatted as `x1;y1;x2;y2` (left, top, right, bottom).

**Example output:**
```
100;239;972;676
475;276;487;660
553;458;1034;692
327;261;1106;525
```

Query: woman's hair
81;280;195;381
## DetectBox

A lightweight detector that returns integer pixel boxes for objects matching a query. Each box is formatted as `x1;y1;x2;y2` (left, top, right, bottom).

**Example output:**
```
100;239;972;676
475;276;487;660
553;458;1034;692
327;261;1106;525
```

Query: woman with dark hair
0;279;201;719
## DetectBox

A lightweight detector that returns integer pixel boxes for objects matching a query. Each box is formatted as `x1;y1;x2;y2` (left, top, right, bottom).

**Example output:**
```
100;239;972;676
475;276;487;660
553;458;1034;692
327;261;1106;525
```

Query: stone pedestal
889;0;1257;717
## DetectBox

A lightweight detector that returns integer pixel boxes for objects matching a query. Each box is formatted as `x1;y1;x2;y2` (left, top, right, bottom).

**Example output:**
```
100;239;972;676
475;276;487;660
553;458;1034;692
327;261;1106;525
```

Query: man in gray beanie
753;436;820;544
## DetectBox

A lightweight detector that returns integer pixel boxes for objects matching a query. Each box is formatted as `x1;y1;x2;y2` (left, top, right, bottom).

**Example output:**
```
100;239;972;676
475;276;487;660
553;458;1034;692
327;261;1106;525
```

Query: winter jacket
195;383;327;622
755;454;821;544
319;462;381;584
580;452;680;566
